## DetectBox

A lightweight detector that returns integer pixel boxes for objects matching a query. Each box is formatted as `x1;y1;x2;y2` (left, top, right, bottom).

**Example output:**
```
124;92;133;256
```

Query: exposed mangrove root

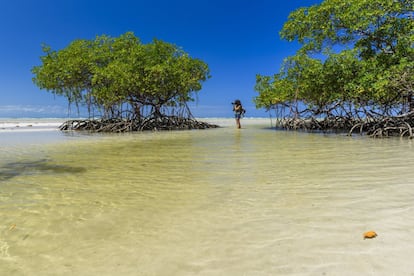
364;114;414;139
276;112;414;138
280;116;358;133
59;116;219;132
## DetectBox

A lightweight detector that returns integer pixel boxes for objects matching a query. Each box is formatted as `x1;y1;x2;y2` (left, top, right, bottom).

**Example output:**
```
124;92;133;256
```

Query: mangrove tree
32;32;218;131
254;0;414;137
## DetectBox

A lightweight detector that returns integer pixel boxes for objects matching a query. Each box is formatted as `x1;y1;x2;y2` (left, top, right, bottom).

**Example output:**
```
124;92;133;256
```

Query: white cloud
0;105;70;117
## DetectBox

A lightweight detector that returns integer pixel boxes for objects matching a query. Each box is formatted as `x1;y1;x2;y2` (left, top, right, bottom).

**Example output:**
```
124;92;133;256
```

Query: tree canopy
32;32;210;121
254;0;414;131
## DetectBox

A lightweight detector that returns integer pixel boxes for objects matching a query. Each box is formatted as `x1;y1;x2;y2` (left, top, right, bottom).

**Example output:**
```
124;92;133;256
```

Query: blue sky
0;0;320;118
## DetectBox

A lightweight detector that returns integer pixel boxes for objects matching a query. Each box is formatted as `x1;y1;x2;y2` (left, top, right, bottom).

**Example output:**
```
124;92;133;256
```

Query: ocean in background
1;117;414;275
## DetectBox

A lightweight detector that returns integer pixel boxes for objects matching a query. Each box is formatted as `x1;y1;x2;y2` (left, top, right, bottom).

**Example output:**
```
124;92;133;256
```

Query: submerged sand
1;117;414;275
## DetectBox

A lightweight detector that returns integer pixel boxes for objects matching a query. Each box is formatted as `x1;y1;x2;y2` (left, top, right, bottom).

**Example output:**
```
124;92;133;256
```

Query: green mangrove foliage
32;32;216;131
255;0;414;137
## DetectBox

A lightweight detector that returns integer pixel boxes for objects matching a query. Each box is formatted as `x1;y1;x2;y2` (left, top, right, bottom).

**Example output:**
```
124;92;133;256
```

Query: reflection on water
1;123;414;275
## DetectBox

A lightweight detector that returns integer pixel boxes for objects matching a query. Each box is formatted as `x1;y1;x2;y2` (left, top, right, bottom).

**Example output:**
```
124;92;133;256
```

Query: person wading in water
232;99;245;129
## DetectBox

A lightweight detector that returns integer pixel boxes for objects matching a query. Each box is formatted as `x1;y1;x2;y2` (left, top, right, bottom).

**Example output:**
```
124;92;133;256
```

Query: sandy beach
0;118;64;132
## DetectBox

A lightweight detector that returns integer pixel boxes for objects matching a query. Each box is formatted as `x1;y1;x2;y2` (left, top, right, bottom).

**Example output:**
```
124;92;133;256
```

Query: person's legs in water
235;113;241;128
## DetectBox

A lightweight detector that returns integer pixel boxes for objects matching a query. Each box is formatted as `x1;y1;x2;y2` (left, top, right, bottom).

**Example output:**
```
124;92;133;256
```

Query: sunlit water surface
1;119;414;275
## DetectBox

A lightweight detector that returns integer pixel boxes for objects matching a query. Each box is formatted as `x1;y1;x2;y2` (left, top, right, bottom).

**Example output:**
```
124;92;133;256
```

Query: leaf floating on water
8;224;16;231
363;231;377;239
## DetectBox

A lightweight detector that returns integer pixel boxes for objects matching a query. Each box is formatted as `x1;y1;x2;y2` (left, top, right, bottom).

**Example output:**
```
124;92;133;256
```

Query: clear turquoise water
1;119;414;275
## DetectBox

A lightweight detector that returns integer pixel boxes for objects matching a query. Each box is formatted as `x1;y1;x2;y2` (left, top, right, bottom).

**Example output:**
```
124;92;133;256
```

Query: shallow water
1;119;414;275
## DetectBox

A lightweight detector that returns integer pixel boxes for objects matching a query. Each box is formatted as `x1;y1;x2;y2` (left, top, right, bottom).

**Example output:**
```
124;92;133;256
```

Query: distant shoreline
0;117;272;132
0;119;64;132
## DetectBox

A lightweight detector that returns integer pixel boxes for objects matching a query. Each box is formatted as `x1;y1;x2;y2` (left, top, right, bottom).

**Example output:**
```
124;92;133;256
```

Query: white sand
0;118;64;132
